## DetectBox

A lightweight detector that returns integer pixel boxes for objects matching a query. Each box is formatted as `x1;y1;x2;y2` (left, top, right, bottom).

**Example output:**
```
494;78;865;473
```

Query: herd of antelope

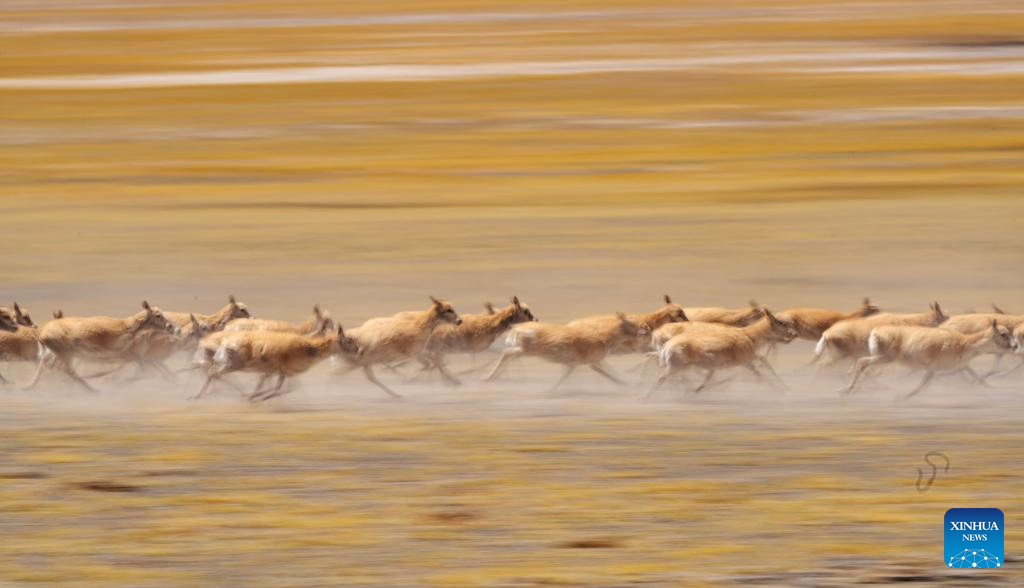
0;295;1020;402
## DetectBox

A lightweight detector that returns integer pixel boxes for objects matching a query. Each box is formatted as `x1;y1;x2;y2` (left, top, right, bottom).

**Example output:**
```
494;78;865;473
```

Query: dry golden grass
0;395;1021;586
2;0;1023;318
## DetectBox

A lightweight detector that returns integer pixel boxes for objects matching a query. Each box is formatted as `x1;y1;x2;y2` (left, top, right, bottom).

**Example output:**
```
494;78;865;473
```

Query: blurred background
1;1;1023;585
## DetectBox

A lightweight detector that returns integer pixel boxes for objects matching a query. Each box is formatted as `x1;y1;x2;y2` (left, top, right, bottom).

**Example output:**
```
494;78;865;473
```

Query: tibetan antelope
567;295;688;354
942;311;1024;376
484;313;649;389
811;302;948;367
26;301;175;392
776;298;880;341
418;296;536;384
0;310;28;384
0;303;34;328
993;322;1024;378
224;305;328;335
340;297;461;398
646;309;797;397
684;301;763;327
194;323;360;402
106;313;213;380
164;295;250;331
838;320;1015;398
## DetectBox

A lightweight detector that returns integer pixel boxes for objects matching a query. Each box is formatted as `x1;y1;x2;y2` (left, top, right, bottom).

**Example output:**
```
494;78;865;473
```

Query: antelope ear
512;295;521;307
615;311;627;321
313;305;322;319
142;300;152;311
13;302;21;316
430;295;442;306
53;309;63;319
749;299;759;309
863;297;871;306
992;303;1007;314
664;294;672;304
337;323;345;337
229;295;238;306
764;308;778;322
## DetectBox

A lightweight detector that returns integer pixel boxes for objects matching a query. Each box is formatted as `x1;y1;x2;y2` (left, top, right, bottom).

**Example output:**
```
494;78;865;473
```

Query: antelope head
227;295;251;320
185;313;213;343
860;297;880;317
335;323;361;357
12;302;33;327
765;308;798;343
662;294;688;323
928;301;949;326
314;313;336;336
430;296;462;326
0;310;17;332
988;320;1014;353
140;301;176;333
511;295;537;323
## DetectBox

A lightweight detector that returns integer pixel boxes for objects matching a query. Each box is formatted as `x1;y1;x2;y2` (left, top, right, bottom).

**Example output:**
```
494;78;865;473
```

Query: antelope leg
589;362;623;385
837;356;885;396
549;365;576;392
483;348;523;382
903;370;936;400
57;359;100;393
363;365;402;399
23;353;56;390
692;369;717;394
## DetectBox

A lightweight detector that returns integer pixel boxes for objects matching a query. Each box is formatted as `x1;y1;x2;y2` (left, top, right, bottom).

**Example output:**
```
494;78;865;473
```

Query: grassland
0;386;1022;587
3;0;1024;313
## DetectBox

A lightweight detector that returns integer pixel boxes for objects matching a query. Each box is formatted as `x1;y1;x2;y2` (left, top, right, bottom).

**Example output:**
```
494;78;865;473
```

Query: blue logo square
945;508;1004;569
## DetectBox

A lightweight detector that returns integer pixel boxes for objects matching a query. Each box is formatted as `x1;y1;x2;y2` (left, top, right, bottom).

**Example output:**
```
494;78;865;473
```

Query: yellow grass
1;397;1021;585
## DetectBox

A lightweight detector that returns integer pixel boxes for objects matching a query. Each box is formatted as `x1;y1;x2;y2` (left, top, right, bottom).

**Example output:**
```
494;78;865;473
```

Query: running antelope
942;311;1024;375
418;296;536;384
646;309;797;397
0;303;34;328
838;320;1015;398
567;295;688;354
101;313;213;380
684;301;763;327
341;297;462;398
993;322;1024;378
776;298;880;341
194;323;360;402
26;301;176;392
164;295;250;331
225;305;327;334
485;313;649;389
0;311;27;384
811;302;948;367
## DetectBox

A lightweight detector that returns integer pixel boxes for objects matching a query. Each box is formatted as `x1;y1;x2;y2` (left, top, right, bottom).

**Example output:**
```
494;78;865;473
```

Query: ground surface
1;355;1022;587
